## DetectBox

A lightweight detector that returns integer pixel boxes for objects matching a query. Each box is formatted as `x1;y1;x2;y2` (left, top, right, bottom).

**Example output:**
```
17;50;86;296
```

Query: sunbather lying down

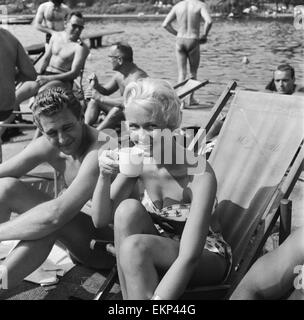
230;226;304;300
90;78;232;300
14;11;89;108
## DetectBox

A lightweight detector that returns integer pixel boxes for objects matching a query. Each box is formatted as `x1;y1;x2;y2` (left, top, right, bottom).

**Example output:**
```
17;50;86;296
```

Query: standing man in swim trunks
33;0;71;44
0;28;37;162
162;0;212;105
15;11;89;107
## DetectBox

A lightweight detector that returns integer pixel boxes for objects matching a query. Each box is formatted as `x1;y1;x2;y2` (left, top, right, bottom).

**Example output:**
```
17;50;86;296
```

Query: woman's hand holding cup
98;149;119;177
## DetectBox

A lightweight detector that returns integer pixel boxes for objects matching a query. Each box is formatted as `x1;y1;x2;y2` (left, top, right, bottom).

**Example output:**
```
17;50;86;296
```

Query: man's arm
199;4;212;43
15;39;37;83
94;75;120;96
0;148;100;241
162;7;178;36
41;44;89;82
0;137;55;179
33;4;55;35
36;37;54;75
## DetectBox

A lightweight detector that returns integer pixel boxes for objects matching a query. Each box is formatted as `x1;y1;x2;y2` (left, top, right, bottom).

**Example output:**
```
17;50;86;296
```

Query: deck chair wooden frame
173;78;209;99
181;90;304;300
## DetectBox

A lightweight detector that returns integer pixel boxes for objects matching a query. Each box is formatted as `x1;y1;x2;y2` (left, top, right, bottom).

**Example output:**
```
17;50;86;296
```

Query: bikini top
142;190;217;222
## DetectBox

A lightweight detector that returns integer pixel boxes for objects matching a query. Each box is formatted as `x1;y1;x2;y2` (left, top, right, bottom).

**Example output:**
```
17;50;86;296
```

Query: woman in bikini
91;78;232;300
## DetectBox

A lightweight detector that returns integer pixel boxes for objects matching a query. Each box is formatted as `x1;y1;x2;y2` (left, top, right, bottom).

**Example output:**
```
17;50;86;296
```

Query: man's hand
36;75;49;87
199;35;208;44
88;73;99;90
84;87;103;101
98;149;119;176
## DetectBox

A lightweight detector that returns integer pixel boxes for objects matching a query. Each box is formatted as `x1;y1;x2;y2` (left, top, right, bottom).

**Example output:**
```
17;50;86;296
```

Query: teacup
119;147;144;177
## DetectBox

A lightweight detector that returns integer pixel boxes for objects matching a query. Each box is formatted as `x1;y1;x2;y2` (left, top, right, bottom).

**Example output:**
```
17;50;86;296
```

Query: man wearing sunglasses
84;42;148;130
14;11;89;107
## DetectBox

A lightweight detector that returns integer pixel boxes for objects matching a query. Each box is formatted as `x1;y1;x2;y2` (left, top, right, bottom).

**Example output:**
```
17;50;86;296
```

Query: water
7;18;304;106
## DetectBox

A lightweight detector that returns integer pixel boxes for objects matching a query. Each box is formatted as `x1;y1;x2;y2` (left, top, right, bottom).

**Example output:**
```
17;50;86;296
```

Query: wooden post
279;199;292;245
90;38;96;49
96;36;102;47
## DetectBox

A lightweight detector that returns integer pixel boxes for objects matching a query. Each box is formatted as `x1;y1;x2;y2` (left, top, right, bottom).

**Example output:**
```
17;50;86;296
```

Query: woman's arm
91;150;138;228
152;164;217;299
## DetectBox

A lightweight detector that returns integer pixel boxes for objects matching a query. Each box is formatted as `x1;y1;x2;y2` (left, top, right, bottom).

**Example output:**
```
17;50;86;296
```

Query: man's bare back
115;65;148;96
174;0;208;39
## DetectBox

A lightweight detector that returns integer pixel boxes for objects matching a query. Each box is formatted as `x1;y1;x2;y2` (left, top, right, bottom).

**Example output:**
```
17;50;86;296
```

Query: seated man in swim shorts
15;11;89;107
0;87;116;290
84;42;148;131
162;0;212;106
0;28;37;161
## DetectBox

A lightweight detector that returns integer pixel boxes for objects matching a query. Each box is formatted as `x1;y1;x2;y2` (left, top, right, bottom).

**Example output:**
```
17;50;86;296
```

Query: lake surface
7;17;304;107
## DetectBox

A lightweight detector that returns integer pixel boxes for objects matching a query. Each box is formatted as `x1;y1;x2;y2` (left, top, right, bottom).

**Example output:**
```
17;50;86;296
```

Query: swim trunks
46;33;52;44
176;38;200;56
142;190;233;282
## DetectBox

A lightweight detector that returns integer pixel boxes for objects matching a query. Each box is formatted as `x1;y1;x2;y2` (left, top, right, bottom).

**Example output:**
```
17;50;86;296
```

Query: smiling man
0;87;116;289
15;11;89;107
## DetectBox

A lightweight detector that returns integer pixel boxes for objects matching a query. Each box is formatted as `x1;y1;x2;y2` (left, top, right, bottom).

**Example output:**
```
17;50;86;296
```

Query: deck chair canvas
182;90;304;299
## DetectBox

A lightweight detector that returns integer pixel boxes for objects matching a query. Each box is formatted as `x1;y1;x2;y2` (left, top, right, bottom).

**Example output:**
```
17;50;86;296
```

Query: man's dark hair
265;64;295;91
114;42;133;63
31;87;83;131
51;0;64;6
67;11;84;21
276;64;295;79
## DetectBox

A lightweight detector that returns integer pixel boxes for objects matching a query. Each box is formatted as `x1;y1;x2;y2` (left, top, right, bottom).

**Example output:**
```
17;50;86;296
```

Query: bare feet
189;97;200;106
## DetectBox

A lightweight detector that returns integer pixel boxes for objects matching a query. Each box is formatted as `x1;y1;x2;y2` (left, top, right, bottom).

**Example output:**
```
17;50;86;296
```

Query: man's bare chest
52;42;75;61
44;7;66;22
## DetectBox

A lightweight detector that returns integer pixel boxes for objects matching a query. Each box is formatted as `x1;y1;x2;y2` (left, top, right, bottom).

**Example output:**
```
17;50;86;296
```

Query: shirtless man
0;28;36;161
162;0;212;105
15;11;89;106
265;64;304;95
84;42;148;130
0;87;129;289
33;0;71;44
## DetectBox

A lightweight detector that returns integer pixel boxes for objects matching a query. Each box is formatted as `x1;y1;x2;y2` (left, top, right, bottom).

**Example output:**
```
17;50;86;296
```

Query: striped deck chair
181;90;304;299
89;81;236;300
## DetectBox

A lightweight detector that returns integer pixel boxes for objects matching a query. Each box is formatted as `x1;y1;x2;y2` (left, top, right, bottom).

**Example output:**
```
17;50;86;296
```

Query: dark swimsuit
46;33;52;44
176;38;200;56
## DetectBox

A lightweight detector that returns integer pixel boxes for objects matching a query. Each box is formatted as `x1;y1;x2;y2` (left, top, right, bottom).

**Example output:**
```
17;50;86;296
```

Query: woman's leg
119;234;227;300
113;199;159;299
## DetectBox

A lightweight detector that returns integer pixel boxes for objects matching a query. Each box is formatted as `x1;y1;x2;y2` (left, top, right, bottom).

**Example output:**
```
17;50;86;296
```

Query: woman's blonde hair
123;78;181;130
